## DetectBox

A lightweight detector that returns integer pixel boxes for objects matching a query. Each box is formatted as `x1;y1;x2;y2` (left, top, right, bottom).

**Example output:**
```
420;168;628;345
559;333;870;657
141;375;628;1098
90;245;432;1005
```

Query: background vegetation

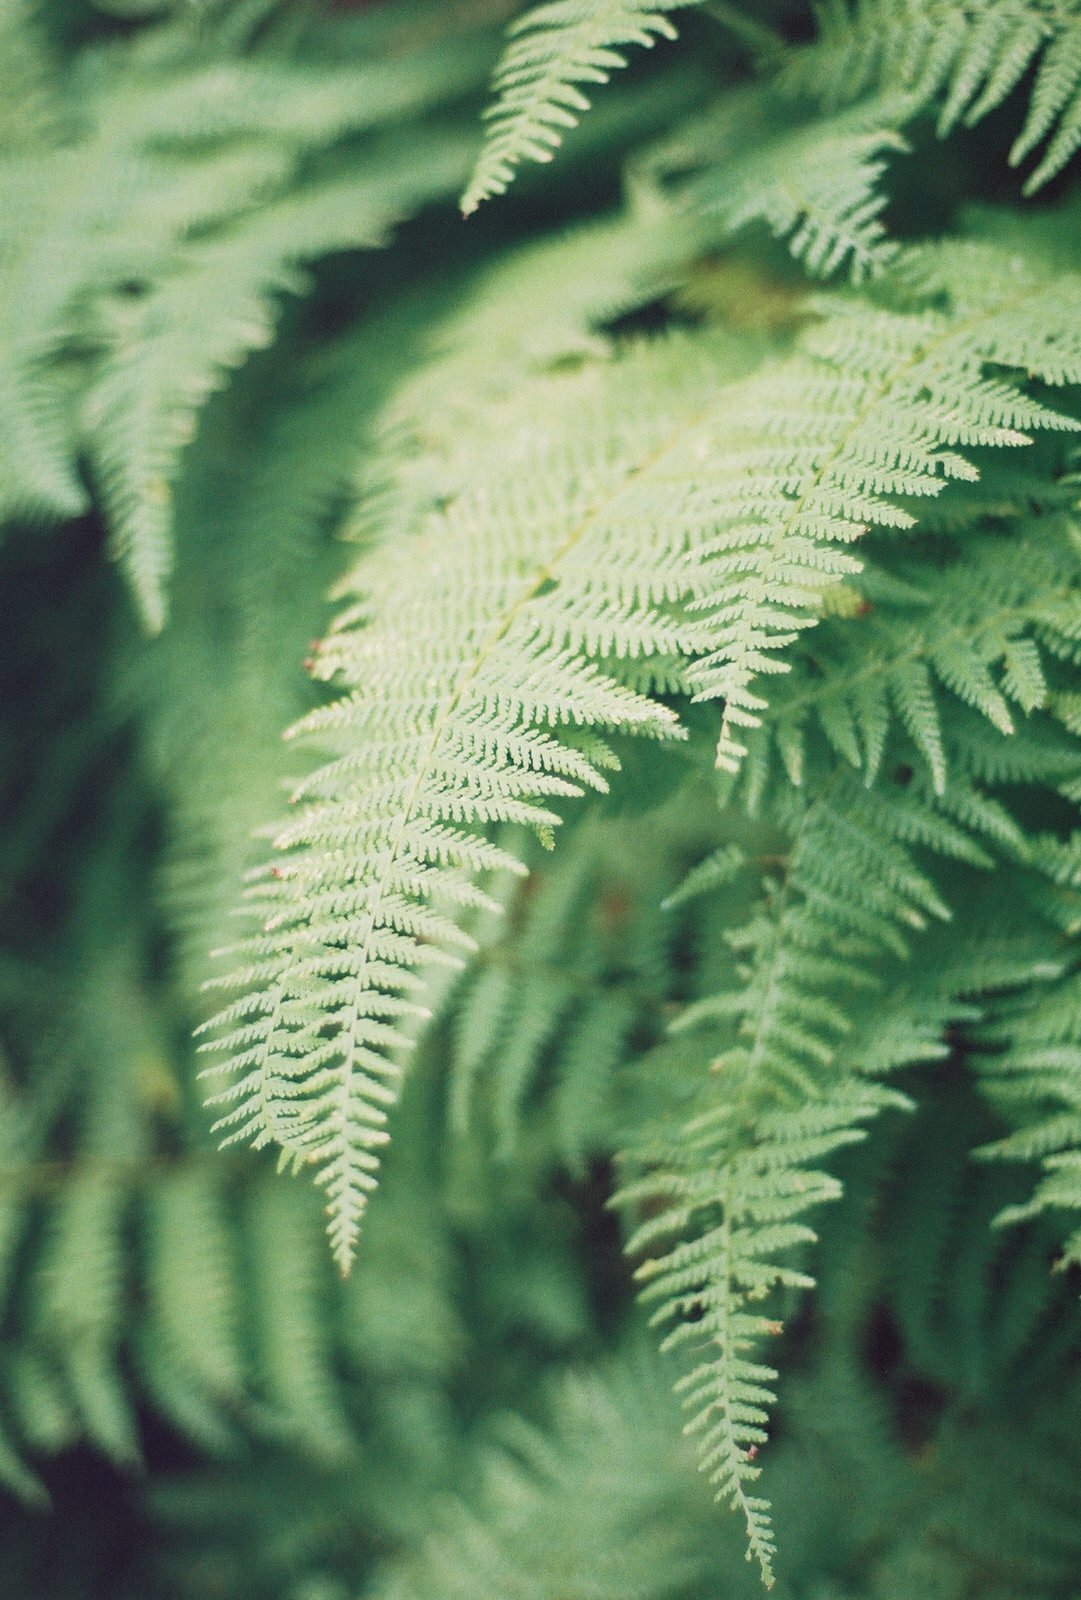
1;1;1080;1595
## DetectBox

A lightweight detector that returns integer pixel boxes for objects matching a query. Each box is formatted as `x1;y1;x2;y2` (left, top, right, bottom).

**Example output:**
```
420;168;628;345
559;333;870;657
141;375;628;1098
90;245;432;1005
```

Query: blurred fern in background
1;1;1080;1595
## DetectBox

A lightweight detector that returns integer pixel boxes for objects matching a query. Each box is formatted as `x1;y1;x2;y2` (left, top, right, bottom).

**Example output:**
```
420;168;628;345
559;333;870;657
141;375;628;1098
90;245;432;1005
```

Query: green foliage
460;0;702;212
779;0;1081;195
2;2;1081;1598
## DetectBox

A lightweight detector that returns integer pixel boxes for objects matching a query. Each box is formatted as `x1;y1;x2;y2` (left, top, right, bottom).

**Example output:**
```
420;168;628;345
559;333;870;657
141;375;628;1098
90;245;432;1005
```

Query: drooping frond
202;328;760;1272
616;748;1068;1577
645;89;907;282
745;514;1081;793
0;8;484;628
96;141;472;632
686;241;1081;769
461;0;701;213
781;0;1081;194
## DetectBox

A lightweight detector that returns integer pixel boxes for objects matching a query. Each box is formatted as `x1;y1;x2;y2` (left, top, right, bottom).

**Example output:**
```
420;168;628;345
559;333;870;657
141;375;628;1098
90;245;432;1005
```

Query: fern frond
617;751;1066;1576
33;1169;139;1465
688;241;1081;770
747;516;1081;792
0;13;483;624
461;0;701;213
204;328;763;1270
143;1166;244;1409
372;1354;721;1600
648;90;907;282
626;1084;896;1589
974;973;1081;1271
782;0;1081;194
86;148;465;633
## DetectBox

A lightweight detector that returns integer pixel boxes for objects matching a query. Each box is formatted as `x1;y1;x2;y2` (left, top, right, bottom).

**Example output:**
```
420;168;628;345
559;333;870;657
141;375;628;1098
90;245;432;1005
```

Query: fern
747;513;1081;791
688;241;1081;769
644;90;907;282
618;797;1068;1580
0;2;484;629
781;0;1081;194
461;0;702;213
975;973;1081;1271
202;328;760;1269
6;2;1081;1594
204;223;1081;1272
86;152;466;633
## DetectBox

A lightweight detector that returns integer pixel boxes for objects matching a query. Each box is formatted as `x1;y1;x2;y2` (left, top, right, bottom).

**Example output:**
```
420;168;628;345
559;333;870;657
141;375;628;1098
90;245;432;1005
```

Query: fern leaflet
782;0;1081;193
461;0;701;213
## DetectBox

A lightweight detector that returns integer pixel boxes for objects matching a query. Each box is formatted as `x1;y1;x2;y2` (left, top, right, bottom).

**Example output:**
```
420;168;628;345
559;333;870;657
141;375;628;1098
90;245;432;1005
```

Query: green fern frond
143;1166;244;1411
33;1169;140;1466
974;973;1081;1271
746;517;1081;792
782;0;1081;194
461;0;701;213
647;90;907;282
203;328;765;1270
0;12;484;624
688;242;1081;770
373;1354;721;1600
626;1085;897;1589
617;753;1066;1575
86;148;466;633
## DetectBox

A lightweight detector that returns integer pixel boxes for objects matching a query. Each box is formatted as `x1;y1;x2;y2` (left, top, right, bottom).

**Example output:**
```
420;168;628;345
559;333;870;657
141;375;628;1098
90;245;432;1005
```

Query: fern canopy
3;1;1081;1596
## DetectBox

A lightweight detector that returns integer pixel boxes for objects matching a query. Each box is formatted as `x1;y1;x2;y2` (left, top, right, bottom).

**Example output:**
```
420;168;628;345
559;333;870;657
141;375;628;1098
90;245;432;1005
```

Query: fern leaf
144;1166;244;1405
782;0;1081;194
649;90;907;282
627;1087;890;1588
975;973;1081;1271
619;789;1062;1576
34;1170;139;1465
204;329;767;1270
461;0;701;214
245;1176;354;1460
688;242;1081;771
86;146;468;633
749;519;1081;792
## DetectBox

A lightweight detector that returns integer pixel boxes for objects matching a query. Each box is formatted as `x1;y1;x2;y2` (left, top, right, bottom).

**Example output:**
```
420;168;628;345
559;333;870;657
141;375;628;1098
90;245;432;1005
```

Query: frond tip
461;0;700;214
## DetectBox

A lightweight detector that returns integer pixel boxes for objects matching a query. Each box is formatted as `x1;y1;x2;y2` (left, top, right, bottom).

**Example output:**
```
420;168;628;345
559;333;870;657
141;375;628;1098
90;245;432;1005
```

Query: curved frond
748;516;1081;792
202;329;758;1270
461;0;700;214
782;0;1081;194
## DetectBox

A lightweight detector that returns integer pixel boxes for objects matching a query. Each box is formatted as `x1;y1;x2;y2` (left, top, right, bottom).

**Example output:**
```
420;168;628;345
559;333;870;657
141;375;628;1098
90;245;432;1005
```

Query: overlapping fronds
780;0;1081;194
0;2;483;629
6;2;1081;1592
86;142;468;634
688;242;1081;770
745;515;1081;792
461;0;701;213
205;228;1081;1272
616;741;1070;1578
0;978;466;1494
372;1355;722;1600
645;90;907;282
203;328;760;1270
